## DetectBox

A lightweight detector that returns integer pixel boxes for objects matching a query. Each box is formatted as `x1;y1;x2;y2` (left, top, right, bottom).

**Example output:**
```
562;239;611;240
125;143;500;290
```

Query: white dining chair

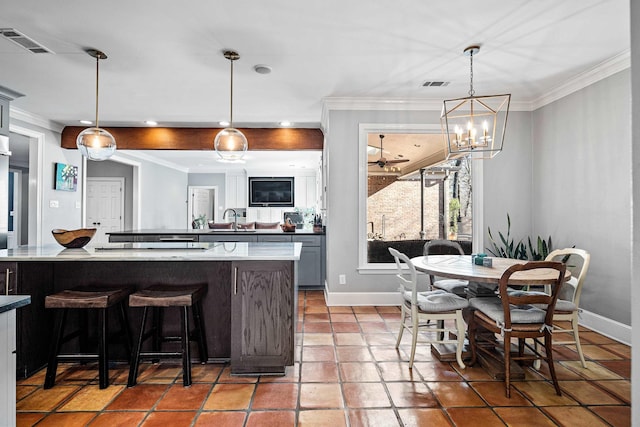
545;248;591;367
389;247;468;369
509;248;591;368
423;240;468;297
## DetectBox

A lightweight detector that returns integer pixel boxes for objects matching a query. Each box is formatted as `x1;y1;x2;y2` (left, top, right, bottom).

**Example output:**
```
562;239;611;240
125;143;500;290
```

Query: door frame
8;124;43;247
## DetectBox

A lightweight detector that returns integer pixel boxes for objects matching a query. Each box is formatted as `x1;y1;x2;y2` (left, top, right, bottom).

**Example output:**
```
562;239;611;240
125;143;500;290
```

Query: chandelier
214;50;248;162
76;49;117;161
441;45;510;159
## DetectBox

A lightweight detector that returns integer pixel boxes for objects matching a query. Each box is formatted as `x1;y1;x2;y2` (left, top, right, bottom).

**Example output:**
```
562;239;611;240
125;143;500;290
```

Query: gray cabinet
230;260;295;375
0;262;54;378
257;235;292;242
293;235;325;289
199;234;257;243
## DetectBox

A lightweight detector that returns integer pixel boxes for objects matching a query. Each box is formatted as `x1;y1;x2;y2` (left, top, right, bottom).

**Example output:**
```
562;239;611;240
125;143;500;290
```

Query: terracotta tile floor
16;290;631;426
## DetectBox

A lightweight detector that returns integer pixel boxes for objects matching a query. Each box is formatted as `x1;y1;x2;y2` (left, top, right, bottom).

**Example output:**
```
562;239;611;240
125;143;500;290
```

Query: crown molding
528;49;630;111
321;51;631;120
10;107;65;133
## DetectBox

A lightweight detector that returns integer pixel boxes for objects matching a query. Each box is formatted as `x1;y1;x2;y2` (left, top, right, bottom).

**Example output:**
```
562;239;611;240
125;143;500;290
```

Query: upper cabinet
0;98;9;137
0;86;25;137
226;170;319;213
225;171;247;209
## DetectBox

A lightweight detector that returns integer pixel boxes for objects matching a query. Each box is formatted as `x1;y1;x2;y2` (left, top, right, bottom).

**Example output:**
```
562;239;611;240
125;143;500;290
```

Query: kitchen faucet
223;208;238;230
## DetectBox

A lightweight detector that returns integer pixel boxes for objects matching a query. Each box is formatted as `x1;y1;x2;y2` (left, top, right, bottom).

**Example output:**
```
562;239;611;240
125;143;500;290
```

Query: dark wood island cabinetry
0;242;301;379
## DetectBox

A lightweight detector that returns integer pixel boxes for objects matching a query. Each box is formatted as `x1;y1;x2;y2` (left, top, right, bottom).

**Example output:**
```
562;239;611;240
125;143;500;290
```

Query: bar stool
127;284;208;387
44;286;133;389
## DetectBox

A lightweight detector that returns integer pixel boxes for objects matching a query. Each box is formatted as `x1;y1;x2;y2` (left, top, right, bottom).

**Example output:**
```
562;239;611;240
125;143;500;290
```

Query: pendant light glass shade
76;49;116;161
76;127;117;161
441;46;510;160
215;50;248;162
214;127;248;162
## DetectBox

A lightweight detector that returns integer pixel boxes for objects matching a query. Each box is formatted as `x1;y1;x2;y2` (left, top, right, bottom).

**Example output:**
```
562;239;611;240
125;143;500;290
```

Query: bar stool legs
43;287;132;390
127;284;208;388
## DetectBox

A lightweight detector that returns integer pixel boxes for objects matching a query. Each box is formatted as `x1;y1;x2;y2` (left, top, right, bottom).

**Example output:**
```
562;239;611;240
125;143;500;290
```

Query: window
358;124;475;268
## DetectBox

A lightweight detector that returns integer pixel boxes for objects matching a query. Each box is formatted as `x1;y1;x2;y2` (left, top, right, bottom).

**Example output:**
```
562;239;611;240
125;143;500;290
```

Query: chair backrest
545;248;591;305
389;247;418;302
423;239;465;256
498;261;566;329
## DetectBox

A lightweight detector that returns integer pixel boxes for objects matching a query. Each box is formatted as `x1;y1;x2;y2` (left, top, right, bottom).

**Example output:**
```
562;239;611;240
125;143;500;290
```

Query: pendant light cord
229;57;234;127
468;50;475;97
95;54;100;129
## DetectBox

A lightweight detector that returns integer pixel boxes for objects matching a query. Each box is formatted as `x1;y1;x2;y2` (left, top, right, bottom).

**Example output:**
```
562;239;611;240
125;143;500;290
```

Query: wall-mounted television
248;177;295;207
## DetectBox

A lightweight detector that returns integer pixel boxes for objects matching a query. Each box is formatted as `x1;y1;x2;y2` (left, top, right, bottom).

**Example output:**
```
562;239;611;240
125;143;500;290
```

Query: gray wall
629;0;639;420
533;70;631;325
482;112;533;244
87;160;134;230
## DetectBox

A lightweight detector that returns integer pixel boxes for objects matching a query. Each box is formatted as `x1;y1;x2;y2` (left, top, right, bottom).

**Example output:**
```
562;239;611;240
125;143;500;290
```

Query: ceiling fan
368;134;410;168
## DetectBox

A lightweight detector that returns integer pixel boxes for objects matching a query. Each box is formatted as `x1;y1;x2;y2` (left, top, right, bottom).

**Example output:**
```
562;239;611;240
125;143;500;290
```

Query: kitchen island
0;241;301;377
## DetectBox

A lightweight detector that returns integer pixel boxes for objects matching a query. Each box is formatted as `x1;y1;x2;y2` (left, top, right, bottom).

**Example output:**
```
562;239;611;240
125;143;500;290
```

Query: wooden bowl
51;228;97;248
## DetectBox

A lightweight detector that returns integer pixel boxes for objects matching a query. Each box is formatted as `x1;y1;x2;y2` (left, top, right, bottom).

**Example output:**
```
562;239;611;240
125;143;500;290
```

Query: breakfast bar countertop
0;241;302;262
107;228;325;236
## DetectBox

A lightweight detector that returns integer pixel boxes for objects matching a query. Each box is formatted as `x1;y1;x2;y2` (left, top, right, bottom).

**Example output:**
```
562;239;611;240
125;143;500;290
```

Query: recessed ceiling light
279;121;291;127
219;120;230;127
145;120;158;126
79;120;92;125
254;64;272;74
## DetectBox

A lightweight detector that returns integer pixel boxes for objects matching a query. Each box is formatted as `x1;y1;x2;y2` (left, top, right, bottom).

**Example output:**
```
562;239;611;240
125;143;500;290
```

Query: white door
87;178;124;244
187;186;218;228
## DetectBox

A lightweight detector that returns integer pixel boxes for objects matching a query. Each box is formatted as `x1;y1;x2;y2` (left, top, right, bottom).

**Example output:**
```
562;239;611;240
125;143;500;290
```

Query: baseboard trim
324;289;402;306
324;288;630;345
578;308;631;346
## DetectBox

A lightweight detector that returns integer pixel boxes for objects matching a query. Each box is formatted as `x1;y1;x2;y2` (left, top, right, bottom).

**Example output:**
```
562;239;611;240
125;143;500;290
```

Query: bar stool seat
44;286;132;389
127;284;208;387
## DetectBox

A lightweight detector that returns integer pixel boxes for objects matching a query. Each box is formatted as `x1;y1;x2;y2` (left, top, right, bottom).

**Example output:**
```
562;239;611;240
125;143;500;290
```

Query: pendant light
441;45;510;160
76;49;116;161
214;50;248;162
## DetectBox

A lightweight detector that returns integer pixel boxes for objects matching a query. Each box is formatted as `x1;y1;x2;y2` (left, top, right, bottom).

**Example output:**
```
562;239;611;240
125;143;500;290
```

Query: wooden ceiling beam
61;127;324;150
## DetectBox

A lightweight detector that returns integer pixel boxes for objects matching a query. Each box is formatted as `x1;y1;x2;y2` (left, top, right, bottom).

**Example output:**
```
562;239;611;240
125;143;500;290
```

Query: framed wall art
54;162;78;191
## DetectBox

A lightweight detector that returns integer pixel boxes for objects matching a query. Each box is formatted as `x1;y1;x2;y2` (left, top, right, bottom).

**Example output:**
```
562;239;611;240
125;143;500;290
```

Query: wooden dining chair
389;247;469;369
423;240;468;297
467;261;566;398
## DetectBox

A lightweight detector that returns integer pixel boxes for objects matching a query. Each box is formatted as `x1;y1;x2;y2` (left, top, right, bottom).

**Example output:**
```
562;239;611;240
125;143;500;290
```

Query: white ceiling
0;0;630;171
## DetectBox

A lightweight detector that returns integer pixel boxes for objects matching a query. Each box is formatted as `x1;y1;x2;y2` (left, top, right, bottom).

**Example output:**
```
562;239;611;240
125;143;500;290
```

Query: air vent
0;28;53;54
422;81;450;87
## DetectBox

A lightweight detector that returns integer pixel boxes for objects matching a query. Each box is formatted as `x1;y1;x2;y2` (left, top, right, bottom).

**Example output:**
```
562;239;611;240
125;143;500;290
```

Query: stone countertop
107;228;325;236
0;242;302;262
0;295;31;314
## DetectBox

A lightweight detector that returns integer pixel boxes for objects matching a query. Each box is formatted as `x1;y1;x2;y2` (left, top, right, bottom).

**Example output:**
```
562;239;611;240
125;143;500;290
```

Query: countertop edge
0;295;31;314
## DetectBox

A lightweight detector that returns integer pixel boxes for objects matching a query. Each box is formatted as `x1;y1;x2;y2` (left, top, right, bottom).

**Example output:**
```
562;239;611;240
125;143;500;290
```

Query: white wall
532;70;631;325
